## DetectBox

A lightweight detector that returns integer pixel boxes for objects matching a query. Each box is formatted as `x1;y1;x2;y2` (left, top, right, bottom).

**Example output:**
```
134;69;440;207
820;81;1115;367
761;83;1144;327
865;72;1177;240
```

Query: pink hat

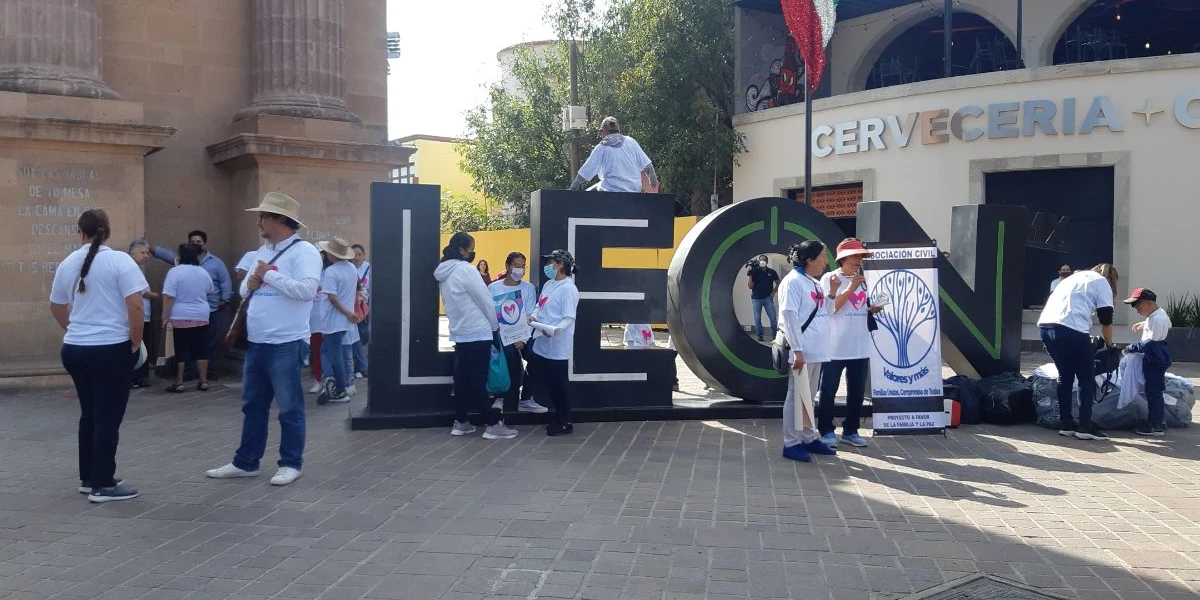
835;239;871;263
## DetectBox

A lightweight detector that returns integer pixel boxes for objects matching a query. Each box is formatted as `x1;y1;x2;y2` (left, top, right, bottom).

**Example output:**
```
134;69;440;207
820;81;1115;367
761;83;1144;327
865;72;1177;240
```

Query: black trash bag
944;375;983;425
977;372;1035;424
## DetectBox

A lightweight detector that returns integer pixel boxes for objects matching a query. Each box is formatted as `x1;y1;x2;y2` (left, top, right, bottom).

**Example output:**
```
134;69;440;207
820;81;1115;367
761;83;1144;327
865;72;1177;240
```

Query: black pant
62;342;136;489
1040;325;1094;428
535;354;571;426
454;340;499;426
499;345;525;411
519;344;540;402
133;323;155;383
818;358;868;436
205;307;226;363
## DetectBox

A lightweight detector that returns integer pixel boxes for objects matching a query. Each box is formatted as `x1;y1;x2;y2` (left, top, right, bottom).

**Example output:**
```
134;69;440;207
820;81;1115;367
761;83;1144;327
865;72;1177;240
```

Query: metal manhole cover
906;575;1071;600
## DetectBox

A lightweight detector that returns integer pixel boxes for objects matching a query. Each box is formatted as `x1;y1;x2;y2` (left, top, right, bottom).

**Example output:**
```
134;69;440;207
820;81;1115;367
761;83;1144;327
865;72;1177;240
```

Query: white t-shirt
531;278;579;360
309;276;324;334
50;245;150;346
238;234;323;345
163;264;216;322
777;269;830;364
819;269;872;360
489;278;538;345
1049;277;1065;293
319;260;358;335
1037;270;1114;334
1140;307;1171;343
577;135;652;193
235;250;257;275
624;324;656;348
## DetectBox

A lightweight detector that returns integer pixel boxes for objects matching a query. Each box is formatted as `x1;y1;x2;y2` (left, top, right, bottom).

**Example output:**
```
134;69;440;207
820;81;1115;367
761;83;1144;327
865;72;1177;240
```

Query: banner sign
493;290;533;347
863;243;946;434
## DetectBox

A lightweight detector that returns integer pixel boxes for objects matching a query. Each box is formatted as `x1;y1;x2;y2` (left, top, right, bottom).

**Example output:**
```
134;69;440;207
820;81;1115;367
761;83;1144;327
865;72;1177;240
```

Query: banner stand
863;243;946;437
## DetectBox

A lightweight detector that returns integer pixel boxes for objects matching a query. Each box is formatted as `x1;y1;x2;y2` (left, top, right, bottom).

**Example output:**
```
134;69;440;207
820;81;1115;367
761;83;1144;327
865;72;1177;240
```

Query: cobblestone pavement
2;361;1200;600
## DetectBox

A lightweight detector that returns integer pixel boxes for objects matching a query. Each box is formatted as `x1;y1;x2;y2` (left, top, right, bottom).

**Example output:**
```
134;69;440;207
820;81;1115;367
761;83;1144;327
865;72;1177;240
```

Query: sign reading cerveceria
813;92;1200;158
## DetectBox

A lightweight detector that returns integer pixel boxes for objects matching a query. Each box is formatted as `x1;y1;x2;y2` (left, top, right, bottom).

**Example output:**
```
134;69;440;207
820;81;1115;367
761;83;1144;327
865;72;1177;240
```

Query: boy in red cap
1123;288;1172;436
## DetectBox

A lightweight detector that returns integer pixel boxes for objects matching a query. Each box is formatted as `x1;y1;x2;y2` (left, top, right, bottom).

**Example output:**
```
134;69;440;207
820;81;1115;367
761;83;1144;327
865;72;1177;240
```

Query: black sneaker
316;378;333;406
546;423;574;436
88;483;139;503
1135;425;1166;437
79;477;123;494
1074;424;1108;440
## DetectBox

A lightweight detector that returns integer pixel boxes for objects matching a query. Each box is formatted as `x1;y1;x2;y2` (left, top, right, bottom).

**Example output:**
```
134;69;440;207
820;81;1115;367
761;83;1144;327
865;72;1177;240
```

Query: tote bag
486;340;511;395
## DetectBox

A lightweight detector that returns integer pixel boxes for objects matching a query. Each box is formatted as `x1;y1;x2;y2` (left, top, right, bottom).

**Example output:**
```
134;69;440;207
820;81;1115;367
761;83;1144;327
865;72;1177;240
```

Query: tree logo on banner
872;269;938;369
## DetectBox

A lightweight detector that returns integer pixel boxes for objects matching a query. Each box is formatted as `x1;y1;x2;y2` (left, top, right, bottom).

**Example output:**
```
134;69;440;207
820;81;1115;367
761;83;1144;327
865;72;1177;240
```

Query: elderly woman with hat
314;237;362;405
816;238;885;449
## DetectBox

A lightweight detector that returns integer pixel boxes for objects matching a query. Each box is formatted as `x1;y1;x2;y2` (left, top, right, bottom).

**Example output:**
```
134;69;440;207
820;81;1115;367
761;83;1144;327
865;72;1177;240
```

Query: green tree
461;0;742;224
459;44;575;227
439;191;514;233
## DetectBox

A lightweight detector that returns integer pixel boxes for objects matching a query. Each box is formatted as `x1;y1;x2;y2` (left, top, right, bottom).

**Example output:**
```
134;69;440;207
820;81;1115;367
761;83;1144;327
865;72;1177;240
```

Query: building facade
733;0;1200;342
390;134;487;205
0;0;412;385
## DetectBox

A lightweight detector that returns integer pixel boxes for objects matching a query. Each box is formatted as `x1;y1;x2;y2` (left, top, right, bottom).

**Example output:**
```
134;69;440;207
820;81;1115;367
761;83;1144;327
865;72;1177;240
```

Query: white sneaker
346;384;357;396
451;420;476;436
518;399;549;413
483;421;519;440
308;382;322;394
206;463;259;479
355;372;364;379
270;467;302;486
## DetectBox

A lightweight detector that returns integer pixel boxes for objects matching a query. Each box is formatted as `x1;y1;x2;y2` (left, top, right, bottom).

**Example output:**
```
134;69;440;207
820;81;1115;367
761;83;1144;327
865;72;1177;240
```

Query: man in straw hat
206;192;322;486
314;236;363;406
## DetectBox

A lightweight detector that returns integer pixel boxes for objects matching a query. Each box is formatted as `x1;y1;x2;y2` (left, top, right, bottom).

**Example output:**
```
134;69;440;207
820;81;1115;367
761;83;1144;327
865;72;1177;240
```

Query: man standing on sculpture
151;230;233;377
569;117;659;193
206;193;322;486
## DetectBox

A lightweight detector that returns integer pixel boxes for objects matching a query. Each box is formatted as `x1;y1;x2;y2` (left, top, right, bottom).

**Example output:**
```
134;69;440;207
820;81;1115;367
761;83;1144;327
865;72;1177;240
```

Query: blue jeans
751;296;777;338
234;340;306;471
321;330;348;393
1039;325;1094;428
351;341;368;374
1144;363;1167;428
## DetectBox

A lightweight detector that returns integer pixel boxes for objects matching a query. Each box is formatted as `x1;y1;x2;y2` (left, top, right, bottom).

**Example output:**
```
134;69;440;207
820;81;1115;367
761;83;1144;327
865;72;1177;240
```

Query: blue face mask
543;265;557;279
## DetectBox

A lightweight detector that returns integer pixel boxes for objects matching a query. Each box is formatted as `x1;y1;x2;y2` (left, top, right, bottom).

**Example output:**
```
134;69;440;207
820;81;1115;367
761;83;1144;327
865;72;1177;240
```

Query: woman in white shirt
49;209;149;503
817;239;884;449
487;251;547;414
777;240;839;463
162;243;216;393
434;232;518;440
529;249;581;436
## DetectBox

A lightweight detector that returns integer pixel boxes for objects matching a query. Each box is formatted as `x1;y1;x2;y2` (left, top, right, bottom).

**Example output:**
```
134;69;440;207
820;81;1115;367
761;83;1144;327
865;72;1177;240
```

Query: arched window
865;12;1019;91
1053;0;1200;65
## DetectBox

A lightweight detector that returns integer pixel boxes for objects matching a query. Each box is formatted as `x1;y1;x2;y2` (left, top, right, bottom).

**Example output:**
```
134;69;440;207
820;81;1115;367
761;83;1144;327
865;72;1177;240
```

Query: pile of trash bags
1030;356;1195;429
945;373;1036;425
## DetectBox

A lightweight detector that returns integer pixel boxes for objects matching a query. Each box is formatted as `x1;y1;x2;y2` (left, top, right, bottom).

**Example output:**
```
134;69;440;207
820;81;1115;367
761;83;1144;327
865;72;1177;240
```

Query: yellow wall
411;138;487;205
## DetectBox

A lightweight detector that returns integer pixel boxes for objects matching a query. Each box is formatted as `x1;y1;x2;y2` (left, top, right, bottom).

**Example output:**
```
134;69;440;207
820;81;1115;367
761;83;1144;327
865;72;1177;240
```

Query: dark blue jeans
818;358;868;436
1144;363;1167;428
320;330;348;393
1040;325;1094;428
234;340;306;471
63;342;136;489
454;340;499;426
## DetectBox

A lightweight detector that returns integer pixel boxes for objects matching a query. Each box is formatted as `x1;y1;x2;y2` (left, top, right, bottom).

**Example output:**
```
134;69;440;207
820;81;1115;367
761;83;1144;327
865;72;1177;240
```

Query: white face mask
509;267;525;280
758;260;767;268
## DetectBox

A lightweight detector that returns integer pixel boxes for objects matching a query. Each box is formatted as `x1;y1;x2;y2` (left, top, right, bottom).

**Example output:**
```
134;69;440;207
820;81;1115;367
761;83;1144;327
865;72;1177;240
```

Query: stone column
0;0;119;99
237;0;361;123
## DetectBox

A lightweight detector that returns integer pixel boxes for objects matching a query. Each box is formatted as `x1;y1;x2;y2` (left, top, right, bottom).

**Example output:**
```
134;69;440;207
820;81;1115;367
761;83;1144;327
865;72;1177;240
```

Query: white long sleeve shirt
434;259;500;343
777;268;831;364
239;233;322;344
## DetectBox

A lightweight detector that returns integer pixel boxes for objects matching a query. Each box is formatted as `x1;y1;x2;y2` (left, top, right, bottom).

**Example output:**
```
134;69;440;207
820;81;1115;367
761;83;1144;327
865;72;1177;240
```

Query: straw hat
245;192;305;228
318;236;355;260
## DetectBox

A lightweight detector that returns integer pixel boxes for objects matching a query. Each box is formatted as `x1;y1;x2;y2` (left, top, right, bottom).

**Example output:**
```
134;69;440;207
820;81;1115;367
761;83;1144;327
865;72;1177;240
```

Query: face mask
758;260;767;268
543;265;557;279
465;251;476;262
510;267;525;280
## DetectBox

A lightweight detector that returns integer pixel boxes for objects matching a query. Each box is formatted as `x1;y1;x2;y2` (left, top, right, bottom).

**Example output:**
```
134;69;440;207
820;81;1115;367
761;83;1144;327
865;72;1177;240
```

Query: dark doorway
985;167;1115;309
788;182;862;239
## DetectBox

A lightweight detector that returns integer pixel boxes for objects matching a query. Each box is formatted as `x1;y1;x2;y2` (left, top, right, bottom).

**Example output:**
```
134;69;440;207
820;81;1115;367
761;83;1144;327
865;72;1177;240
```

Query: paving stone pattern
2;375;1200;600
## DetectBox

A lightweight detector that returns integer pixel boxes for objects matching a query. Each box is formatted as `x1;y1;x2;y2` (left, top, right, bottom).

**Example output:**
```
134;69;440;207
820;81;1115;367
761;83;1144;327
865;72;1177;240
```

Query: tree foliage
460;0;742;224
438;191;514;234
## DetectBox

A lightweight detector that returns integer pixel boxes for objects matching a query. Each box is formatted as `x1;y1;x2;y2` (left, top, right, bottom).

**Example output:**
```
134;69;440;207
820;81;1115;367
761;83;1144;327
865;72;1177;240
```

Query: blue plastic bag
487;340;510;395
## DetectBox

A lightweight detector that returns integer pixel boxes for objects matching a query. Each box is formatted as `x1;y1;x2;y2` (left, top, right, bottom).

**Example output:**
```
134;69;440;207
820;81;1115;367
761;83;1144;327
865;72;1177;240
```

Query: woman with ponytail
49;209;149;503
434;232;518;440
